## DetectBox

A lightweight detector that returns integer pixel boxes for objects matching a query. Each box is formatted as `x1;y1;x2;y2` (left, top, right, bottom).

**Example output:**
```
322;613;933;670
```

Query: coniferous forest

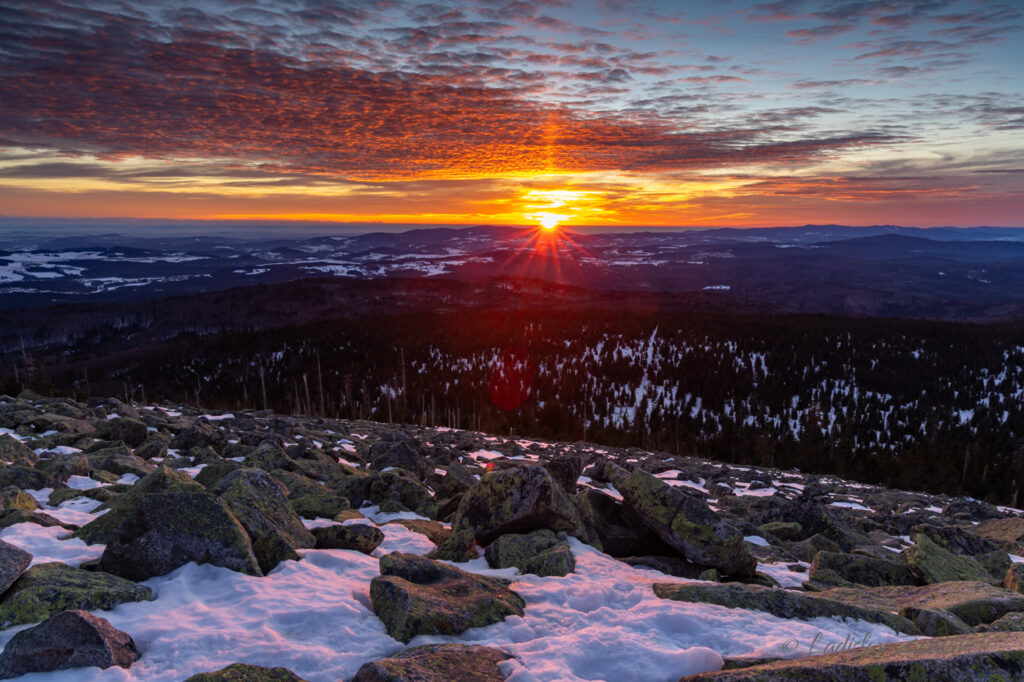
7;296;1024;506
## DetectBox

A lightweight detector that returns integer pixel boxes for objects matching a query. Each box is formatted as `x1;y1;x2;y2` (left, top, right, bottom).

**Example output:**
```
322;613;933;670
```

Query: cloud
0;1;900;182
785;23;856;42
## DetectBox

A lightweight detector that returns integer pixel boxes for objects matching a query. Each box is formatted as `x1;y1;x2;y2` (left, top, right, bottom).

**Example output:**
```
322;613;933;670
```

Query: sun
536;212;564;230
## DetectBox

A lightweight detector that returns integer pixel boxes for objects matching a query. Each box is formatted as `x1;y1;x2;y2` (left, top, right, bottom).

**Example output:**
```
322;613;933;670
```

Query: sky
0;0;1022;231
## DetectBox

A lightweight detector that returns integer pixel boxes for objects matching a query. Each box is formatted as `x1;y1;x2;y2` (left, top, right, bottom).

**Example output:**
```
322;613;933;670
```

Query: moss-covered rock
0;436;36;466
975;611;1024;633
0;487;36;512
74;465;204;545
86;448;155;479
370;552;525;643
484;529;575;577
0;466;59;492
809;551;917;587
573;488;675;557
974;518;1024;550
0;562;152;628
1006;563;1024;593
543;455;583;496
133;434;169;460
682;632;1024;681
616;468;756;578
169;421;225;453
0;609;140;678
311;523;383;554
351;643;512;682
289;490;350;520
267;470;322;498
244;440;294;472
366;439;427;477
93;417;149;447
211;468;315;573
909;523;1000;556
653;582;921;635
818;581;1024;628
898;606;972;637
0;510;76;531
35;454;90;482
786;533;841;563
331;470;434;518
0;540;31;596
758;521;804;541
429;528;478;562
98;492;262;580
976;549;1013;581
384;519;451;547
444;464;584;550
785;492;872;551
29;414;95;435
906;533;995;584
193;460;243;489
183;663;308;681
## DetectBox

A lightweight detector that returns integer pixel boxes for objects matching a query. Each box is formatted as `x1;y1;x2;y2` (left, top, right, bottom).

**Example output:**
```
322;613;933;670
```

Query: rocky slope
2;391;1024;679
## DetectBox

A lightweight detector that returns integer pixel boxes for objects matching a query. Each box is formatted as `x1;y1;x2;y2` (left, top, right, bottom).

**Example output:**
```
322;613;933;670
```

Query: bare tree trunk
315;349;325;417
258;364;268;411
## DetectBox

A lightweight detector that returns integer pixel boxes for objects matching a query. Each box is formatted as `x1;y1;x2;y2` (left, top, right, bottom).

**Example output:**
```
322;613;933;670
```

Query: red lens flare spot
484;461;495;473
489;344;534;411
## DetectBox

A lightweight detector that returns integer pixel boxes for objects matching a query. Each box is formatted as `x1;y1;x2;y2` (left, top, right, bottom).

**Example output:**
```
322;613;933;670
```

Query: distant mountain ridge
1;225;1023;319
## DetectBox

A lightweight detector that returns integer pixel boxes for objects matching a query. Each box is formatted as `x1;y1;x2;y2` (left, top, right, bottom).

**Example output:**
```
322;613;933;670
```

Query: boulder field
2;392;1024;679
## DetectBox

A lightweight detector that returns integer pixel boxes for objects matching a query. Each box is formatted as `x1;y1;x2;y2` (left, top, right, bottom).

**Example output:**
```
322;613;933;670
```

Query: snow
735;486;778;498
66;475;103;490
468;449;504;461
744;535;770;547
829;501;873;512
43;496;107;527
757;562;809;589
0;523;104;568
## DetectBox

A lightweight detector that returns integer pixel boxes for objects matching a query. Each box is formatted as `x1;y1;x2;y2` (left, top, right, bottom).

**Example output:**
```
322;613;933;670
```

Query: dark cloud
0;0;900;180
785;23;855;42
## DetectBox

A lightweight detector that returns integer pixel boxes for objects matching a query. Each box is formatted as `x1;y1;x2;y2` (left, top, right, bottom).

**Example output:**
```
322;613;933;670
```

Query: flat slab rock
816;581;1024;627
351;643;512;682
0;562;153;629
682;631;1024;681
0;609;140;679
652;582;920;635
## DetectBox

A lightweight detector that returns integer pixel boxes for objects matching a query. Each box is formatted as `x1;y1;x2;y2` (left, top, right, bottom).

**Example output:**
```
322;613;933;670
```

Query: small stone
809;551;917;587
484;529;575;577
184;663;308;681
311;524;383;554
352;643;512;682
758;521;803;541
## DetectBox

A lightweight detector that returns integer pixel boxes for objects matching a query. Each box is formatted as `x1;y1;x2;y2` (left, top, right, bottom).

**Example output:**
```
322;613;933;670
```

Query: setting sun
536;213;564;230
